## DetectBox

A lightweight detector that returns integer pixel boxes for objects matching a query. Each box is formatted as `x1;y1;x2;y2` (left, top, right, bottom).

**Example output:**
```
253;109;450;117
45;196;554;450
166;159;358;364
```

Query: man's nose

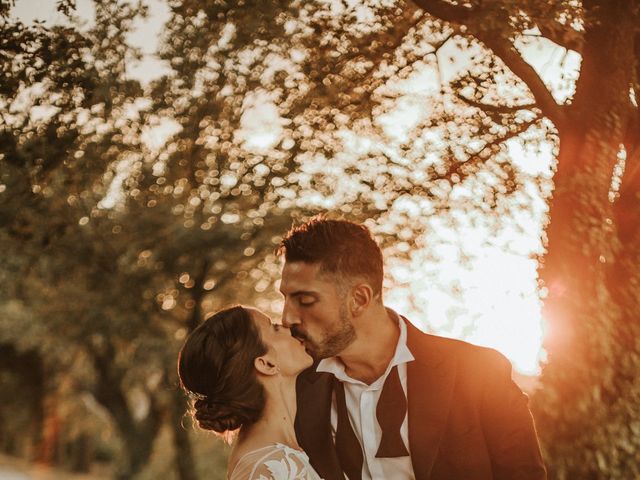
282;301;300;328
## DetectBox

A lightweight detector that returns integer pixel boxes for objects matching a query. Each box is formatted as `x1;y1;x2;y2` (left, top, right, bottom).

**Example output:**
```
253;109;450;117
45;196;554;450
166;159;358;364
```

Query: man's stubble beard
311;298;356;361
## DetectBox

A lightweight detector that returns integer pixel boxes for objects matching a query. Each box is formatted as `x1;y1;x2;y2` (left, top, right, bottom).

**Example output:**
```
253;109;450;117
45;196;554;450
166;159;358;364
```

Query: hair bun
178;306;267;436
193;398;250;433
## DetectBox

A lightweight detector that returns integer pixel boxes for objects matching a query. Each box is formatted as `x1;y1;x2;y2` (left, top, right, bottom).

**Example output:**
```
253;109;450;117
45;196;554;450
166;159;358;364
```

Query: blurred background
1;0;638;478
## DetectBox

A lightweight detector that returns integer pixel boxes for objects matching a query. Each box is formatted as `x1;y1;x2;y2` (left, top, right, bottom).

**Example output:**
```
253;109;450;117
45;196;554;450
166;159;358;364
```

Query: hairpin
187;390;208;401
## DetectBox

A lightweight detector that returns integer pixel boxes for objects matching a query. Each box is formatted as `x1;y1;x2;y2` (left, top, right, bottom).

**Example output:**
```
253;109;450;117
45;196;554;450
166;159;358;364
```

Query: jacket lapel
295;367;343;480
406;321;457;480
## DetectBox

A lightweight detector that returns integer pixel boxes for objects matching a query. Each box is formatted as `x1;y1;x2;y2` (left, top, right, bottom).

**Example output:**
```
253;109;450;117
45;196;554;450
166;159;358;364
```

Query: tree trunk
538;137;640;480
90;343;163;479
68;432;92;473
533;3;640;477
0;345;46;461
534;125;625;478
38;397;61;466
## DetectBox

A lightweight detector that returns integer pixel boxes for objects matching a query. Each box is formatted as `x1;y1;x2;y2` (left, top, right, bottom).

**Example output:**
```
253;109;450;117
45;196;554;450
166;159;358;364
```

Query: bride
177;305;321;480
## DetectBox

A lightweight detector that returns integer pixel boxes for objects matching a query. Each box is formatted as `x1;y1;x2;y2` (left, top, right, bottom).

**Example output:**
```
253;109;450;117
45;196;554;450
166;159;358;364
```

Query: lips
291;326;305;341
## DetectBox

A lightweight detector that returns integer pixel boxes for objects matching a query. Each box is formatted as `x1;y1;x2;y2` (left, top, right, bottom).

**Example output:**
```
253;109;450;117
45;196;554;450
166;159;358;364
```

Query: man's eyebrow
281;290;319;297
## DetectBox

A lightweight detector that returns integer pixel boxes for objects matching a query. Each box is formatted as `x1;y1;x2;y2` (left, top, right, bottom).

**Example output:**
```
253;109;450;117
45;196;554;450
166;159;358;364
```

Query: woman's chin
300;355;314;371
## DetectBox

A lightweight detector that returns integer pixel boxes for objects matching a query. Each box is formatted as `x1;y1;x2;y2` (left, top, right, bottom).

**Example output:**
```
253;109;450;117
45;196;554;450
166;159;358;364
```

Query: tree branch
440;116;541;180
361;29;455;110
410;0;474;24
535;19;584;53
455;91;538;113
301;4;427;114
475;32;567;128
411;0;568;130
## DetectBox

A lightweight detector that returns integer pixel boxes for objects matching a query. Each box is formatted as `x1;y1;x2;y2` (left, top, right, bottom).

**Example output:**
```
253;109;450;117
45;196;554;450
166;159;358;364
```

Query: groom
278;217;546;480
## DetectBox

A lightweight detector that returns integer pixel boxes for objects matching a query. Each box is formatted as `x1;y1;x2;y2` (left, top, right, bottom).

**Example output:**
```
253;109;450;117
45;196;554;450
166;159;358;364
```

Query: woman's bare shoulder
228;443;321;480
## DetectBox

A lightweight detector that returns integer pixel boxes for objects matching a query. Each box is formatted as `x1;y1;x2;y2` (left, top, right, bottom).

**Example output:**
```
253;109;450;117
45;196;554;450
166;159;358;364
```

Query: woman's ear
254;355;279;376
350;283;373;317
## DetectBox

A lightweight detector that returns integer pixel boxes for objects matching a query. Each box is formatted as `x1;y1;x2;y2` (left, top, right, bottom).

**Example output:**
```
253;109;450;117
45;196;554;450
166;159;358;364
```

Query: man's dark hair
278;216;384;296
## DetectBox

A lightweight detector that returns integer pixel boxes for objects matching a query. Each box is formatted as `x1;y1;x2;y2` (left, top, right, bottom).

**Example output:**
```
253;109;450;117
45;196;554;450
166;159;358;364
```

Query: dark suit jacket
294;319;546;480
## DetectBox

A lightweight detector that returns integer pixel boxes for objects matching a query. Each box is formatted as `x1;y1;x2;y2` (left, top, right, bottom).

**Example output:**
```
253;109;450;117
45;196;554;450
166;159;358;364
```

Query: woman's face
249;308;313;377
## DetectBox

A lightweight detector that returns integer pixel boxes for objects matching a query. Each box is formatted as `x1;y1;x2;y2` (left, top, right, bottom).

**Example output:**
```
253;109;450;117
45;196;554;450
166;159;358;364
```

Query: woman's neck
238;375;300;450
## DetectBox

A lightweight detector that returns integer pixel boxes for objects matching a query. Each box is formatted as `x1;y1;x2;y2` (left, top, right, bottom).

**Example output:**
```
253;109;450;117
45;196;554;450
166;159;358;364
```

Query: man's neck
338;306;399;384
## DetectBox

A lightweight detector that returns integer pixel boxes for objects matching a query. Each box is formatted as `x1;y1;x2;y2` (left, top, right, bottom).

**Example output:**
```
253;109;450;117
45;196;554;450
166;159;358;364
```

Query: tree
400;1;639;477
0;0;169;476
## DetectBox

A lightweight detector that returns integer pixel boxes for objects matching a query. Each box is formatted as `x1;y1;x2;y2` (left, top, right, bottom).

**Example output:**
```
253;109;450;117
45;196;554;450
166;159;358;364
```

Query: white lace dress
228;443;323;480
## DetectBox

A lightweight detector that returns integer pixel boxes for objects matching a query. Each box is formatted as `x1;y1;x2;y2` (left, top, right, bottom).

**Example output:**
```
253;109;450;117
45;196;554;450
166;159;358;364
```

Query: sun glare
460;251;545;375
386;245;545;376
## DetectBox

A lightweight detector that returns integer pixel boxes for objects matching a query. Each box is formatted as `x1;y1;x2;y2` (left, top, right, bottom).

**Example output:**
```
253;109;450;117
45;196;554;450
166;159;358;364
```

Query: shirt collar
316;308;415;387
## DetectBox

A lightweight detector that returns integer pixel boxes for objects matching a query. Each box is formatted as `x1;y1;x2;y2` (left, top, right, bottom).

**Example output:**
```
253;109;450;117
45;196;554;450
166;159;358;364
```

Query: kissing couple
177;217;547;480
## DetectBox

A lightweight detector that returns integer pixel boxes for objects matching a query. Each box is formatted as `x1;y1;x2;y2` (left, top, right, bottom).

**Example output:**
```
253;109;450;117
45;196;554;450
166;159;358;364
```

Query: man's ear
350;283;373;317
254;355;279;376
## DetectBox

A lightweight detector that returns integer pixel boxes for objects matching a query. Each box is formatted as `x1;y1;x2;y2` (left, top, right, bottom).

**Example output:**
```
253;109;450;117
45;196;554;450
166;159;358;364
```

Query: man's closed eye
298;295;316;306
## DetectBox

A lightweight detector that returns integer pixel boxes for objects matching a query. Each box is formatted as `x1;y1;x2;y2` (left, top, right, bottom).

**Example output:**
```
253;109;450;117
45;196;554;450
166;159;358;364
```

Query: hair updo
177;305;267;434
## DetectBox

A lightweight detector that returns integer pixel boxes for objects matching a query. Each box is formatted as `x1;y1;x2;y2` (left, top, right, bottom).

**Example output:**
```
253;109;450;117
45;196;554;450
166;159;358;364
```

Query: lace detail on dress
229;444;322;480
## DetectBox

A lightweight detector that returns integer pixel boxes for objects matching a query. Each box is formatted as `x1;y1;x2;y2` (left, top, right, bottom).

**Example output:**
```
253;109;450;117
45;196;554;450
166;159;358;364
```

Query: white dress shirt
317;310;416;480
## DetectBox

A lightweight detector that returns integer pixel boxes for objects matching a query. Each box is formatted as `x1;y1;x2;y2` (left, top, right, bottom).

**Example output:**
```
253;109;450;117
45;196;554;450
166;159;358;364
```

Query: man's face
279;261;356;360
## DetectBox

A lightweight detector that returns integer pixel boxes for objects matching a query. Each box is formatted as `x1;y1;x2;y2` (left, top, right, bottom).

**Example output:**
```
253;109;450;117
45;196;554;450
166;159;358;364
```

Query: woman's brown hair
177;305;267;433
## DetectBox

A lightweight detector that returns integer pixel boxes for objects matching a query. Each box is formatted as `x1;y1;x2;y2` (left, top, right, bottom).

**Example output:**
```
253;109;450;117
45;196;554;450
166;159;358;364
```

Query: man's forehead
281;261;320;282
281;261;332;290
282;260;319;275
